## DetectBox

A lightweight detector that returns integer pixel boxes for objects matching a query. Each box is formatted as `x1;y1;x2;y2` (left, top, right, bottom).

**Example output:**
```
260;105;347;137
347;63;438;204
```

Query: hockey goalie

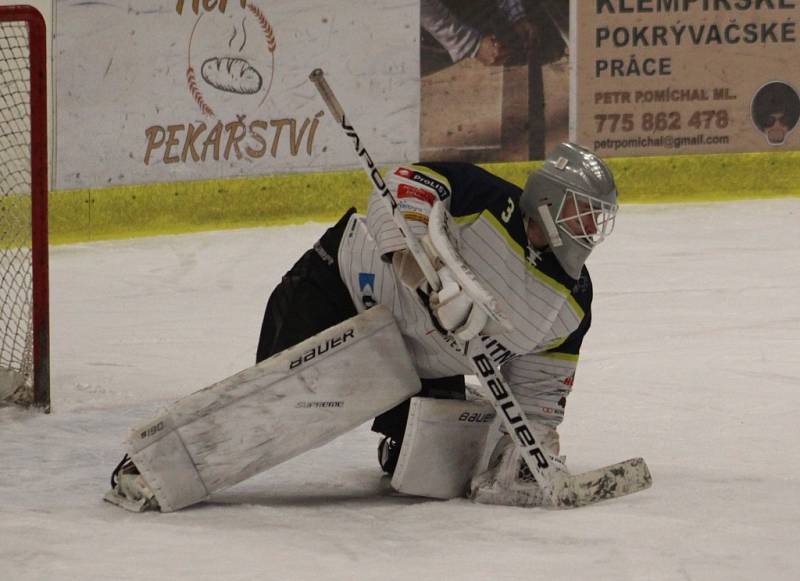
105;143;648;513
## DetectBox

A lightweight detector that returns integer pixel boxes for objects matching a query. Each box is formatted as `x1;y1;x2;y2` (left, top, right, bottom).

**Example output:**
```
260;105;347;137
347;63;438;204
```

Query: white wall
52;0;420;190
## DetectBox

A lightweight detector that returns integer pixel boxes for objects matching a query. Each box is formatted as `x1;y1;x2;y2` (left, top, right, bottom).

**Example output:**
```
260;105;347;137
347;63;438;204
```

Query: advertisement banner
54;0;419;190
571;0;800;157
418;0;570;163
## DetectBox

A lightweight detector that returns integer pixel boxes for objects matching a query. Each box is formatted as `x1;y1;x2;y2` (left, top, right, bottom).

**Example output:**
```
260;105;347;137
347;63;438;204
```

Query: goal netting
0;6;48;409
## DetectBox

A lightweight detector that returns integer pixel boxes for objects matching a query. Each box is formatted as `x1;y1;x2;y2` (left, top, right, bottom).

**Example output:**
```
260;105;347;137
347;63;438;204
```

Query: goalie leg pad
390;397;497;499
124;305;420;512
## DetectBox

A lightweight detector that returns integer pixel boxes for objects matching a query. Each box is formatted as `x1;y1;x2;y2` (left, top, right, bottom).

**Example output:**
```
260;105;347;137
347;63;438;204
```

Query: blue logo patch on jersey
358;272;375;292
358;272;377;309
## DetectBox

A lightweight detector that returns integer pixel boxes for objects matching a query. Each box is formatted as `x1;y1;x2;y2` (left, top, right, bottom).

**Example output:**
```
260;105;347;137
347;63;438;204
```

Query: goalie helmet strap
537;203;563;248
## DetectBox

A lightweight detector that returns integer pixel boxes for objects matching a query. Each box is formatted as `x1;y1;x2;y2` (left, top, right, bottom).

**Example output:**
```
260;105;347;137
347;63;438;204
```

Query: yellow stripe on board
46;150;800;245
487;150;800;204
48;170;371;245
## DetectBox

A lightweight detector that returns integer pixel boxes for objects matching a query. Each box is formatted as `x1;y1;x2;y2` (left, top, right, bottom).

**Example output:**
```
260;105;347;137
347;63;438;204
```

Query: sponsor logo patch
358;272;377;309
397;183;436;205
411;173;450;201
394;167;450;201
525;244;542;266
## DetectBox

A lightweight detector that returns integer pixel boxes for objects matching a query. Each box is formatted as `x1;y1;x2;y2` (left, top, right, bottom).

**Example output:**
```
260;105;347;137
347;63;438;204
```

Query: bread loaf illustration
201;57;263;95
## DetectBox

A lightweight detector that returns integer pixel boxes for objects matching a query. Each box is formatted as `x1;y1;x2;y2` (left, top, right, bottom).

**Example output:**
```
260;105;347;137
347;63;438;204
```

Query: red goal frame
0;5;49;409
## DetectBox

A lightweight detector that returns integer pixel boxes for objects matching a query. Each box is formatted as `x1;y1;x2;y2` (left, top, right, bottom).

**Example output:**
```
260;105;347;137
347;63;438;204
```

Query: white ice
2;199;799;581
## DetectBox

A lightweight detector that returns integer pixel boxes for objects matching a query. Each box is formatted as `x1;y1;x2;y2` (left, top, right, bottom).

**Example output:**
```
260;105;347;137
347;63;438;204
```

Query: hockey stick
309;69;651;508
309;68;441;291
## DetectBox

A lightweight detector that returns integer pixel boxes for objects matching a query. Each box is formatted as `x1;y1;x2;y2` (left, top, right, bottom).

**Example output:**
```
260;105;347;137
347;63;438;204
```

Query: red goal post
0;4;49;410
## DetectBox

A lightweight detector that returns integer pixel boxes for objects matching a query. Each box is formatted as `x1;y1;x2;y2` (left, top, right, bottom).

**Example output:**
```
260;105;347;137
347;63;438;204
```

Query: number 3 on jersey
501;197;514;223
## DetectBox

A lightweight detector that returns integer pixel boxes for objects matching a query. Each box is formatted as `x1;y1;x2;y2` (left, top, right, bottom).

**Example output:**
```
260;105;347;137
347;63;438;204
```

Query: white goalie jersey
336;163;594;431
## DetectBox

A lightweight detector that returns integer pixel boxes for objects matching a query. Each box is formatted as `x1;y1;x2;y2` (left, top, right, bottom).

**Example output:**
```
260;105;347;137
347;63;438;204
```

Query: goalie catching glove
392;201;514;342
393;250;485;341
428;265;488;341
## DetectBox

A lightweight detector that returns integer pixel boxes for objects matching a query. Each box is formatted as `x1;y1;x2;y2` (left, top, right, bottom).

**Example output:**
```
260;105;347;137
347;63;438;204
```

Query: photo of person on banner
419;0;569;162
751;81;800;146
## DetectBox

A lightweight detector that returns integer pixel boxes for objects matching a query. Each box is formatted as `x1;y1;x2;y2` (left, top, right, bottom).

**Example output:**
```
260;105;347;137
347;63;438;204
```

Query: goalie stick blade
549;457;652;509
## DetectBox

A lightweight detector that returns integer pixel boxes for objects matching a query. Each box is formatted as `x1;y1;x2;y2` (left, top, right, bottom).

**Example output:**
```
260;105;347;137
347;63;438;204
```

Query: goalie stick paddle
308;68;652;509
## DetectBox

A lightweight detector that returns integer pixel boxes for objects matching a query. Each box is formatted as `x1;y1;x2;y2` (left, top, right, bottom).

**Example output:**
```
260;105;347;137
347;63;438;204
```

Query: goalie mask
520;143;618;279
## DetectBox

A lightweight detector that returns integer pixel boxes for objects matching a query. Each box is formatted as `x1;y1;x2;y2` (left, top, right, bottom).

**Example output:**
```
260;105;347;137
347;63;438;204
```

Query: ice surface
2;200;799;580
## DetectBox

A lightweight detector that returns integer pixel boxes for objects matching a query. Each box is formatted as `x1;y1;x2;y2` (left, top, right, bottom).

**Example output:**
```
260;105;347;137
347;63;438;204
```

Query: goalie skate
470;435;557;507
104;455;160;513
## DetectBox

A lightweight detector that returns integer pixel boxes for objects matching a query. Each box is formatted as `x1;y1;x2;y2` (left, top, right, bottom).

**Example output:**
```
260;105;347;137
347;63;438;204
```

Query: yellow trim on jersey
482;212;584;320
540;336;568;351
541;351;580;363
453;212;482;226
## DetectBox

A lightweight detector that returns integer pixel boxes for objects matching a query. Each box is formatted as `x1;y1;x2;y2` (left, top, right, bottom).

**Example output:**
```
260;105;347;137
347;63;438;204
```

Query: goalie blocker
106;305;419;512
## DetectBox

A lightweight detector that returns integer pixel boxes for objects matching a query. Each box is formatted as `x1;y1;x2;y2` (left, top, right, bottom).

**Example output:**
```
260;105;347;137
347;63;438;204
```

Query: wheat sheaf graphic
187;66;214;117
246;2;276;108
247;3;277;53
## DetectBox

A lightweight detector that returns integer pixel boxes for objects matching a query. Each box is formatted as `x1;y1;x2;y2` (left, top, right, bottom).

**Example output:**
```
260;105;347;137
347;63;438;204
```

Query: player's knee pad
389;396;500;499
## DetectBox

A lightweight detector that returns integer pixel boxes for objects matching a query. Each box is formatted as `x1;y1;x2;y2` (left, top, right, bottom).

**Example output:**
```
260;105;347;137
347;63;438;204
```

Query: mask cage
555;189;617;249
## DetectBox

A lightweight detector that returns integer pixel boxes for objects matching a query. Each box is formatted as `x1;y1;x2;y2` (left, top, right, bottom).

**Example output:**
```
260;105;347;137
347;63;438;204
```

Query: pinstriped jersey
337;163;592;429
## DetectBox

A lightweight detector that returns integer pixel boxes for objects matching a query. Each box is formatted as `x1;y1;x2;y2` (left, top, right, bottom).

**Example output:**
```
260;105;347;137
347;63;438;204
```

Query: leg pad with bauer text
391;397;501;499
122;305;420;512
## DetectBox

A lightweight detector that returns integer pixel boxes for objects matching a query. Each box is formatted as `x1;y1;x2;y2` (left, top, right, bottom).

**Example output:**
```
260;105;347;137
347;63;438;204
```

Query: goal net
0;6;48;409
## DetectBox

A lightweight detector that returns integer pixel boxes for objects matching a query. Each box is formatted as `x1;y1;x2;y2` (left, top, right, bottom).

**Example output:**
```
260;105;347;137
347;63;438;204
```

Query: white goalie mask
520;143;618;279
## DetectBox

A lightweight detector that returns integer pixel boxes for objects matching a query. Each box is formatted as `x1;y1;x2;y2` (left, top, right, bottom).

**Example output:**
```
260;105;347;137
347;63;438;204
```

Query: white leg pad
126;305;420;512
390;397;499;499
